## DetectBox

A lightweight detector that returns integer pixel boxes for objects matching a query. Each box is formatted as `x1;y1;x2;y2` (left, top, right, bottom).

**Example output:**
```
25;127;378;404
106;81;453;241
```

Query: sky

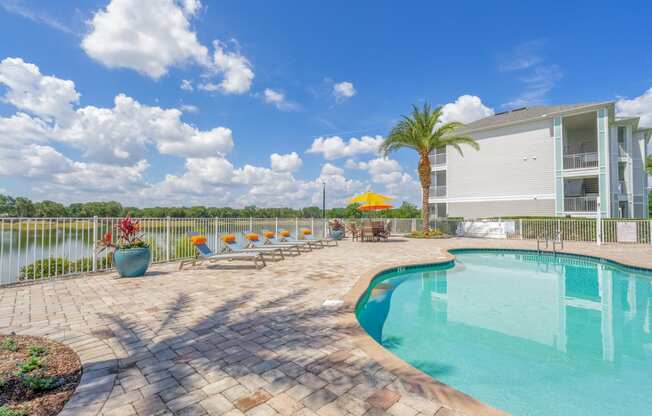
0;0;651;208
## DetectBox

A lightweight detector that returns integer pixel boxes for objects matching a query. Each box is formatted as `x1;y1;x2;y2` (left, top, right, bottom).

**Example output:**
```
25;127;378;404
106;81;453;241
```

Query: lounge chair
285;230;324;249
300;229;337;246
179;234;265;270
248;232;302;255
221;233;285;261
262;229;313;252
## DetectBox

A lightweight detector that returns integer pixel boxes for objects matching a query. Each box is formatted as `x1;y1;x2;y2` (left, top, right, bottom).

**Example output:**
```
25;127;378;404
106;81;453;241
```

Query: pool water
356;250;652;416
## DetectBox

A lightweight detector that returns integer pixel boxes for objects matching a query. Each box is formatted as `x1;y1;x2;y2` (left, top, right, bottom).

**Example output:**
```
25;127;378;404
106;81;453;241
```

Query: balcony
429;185;447;197
618;181;627;194
429;153;446;166
563;152;598;170
564;196;598;212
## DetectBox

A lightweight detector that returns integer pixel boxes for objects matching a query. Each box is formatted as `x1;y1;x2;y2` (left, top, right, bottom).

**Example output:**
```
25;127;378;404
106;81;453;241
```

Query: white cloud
346;157;421;202
333;81;356;100
440;95;494;124
210;40;254;94
505;65;563;108
59;94;233;163
616;87;652;128
320;163;343;176
263;88;298;111
179;104;199;113
81;0;209;79
0;144;72;177
270;152;302;172
307;135;383;160
499;40;545;71
198;82;219;92
0;0;73;34
0;113;52;146
0;57;79;123
180;79;194;91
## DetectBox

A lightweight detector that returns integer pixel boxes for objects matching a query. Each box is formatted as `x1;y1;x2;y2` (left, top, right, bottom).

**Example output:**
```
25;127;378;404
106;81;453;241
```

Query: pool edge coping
340;244;652;416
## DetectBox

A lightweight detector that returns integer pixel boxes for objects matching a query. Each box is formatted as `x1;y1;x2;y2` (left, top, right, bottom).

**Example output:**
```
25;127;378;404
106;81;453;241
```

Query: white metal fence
1;216;650;286
563;152;599;169
0;217;422;286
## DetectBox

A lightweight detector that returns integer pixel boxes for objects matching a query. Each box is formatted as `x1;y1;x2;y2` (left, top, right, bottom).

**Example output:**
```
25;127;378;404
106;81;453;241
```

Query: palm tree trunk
421;185;430;232
417;152;431;232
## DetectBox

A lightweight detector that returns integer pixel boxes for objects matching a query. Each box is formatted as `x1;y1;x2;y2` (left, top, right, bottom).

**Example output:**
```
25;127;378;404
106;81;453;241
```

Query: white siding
447;118;555;201
448;199;555;218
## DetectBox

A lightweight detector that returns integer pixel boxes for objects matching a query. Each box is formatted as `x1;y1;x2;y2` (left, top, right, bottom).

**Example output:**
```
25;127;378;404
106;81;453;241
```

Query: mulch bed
0;335;81;416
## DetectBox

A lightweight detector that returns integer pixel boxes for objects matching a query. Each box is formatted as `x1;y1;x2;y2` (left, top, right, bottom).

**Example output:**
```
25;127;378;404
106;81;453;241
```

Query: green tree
14;197;35;217
0;194;16;216
646;155;652;173
34;200;67;217
381;103;478;231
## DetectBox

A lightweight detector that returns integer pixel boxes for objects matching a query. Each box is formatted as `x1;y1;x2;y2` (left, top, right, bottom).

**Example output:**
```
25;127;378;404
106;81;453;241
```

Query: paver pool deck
1;237;651;416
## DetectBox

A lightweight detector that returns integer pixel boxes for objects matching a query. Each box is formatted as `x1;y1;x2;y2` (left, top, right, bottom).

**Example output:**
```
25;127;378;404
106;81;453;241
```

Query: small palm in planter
97;216;150;277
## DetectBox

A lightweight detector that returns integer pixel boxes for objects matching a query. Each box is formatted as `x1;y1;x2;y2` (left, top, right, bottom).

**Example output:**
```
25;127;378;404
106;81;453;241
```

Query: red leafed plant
97;216;148;252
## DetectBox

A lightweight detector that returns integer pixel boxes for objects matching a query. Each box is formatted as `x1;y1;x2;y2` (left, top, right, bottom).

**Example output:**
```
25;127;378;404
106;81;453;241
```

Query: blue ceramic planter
113;247;151;277
330;229;344;240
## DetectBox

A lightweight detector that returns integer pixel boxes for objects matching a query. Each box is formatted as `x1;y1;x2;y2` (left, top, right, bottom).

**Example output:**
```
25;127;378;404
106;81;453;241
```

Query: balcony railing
564;196;598;212
429;185;447;197
429;153;446;166
563;152;598;170
618;181;627;194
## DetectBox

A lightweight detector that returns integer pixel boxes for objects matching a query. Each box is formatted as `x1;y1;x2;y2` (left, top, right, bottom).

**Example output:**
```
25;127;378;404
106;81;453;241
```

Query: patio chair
262;230;313;252
377;220;392;241
347;223;361;242
221;233;285;261
247;231;302;256
179;233;265;270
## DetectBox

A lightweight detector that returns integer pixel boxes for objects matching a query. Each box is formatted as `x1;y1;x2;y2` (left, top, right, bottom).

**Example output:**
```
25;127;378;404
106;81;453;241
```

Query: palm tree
381;103;479;231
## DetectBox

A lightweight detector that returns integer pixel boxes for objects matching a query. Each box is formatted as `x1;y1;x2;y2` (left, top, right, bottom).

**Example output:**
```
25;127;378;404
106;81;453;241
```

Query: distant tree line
0;194;421;219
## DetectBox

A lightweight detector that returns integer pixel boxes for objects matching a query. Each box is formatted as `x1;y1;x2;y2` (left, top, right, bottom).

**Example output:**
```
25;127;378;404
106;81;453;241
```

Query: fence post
519;219;523;240
214;217;219;250
295;218;299;237
596;198;602;246
166;216;171;261
275;218;278;236
249;217;253;232
411;218;416;232
649;220;652;245
311;217;314;235
92;216;98;272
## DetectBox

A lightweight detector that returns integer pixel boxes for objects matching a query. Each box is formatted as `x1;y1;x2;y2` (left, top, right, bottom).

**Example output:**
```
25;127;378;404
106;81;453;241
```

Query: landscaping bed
0;335;81;416
407;229;450;239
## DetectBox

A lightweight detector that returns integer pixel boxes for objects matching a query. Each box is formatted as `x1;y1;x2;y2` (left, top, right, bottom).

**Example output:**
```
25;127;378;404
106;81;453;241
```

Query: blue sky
0;0;651;208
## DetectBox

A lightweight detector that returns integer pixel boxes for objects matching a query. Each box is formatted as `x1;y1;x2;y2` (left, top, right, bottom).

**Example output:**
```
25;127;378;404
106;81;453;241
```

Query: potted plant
328;219;345;240
97;216;150;277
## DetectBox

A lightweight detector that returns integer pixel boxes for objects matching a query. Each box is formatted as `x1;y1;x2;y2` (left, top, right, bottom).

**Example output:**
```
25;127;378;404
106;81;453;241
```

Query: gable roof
455;102;614;134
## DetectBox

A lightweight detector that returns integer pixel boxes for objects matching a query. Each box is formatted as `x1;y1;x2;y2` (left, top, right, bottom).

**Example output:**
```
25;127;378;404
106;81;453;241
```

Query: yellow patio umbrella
349;191;394;206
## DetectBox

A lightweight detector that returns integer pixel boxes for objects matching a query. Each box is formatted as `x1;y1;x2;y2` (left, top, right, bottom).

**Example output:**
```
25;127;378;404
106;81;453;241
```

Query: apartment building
429;102;651;218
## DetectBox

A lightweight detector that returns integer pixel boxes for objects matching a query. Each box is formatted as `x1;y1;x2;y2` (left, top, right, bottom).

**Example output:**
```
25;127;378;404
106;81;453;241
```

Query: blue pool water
356;250;652;416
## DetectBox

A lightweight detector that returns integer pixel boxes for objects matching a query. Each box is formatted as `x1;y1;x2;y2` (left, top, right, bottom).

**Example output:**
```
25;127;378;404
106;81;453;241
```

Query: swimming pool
355;249;652;416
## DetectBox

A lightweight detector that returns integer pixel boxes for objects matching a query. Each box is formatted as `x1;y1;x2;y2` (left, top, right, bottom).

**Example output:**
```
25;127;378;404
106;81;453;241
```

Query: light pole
322;181;326;220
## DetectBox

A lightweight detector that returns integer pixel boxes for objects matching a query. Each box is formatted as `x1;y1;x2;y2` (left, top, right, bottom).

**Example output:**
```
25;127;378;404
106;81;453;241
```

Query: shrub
19;254;113;280
16;357;41;375
21;374;59;391
0;406;26;416
27;345;46;357
410;228;446;238
1;338;18;352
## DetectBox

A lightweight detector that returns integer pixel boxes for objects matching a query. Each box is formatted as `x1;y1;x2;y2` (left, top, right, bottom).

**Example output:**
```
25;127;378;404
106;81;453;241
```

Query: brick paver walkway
1;238;650;416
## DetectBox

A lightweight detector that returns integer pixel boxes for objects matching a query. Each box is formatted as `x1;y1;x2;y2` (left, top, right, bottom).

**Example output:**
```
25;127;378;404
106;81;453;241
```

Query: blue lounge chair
282;230;324;249
262;229;312;252
179;233;265;270
221;233;285;261
247;231;302;256
302;230;338;247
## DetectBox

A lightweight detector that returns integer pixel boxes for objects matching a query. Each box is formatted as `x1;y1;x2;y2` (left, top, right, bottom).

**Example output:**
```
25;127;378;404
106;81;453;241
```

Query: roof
455;102;614;134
